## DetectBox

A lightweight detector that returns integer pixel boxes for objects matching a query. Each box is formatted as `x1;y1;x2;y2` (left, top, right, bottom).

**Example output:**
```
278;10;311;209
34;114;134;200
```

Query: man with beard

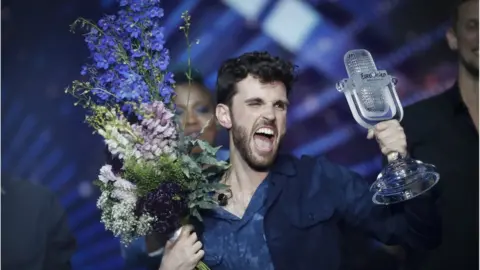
157;51;441;270
394;0;479;269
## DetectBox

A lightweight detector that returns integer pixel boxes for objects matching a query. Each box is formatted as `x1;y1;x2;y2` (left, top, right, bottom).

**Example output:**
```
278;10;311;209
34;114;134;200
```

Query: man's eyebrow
244;98;264;103
279;100;290;106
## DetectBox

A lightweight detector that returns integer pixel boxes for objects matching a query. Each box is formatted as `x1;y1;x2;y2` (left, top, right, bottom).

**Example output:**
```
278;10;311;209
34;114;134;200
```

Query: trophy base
370;157;440;205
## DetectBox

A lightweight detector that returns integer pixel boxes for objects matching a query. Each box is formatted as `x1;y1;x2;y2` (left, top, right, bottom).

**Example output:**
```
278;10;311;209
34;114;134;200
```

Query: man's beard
231;118;278;172
460;53;479;79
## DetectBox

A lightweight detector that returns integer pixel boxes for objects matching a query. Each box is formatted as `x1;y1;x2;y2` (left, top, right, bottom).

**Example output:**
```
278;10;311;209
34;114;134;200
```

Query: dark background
2;0;457;269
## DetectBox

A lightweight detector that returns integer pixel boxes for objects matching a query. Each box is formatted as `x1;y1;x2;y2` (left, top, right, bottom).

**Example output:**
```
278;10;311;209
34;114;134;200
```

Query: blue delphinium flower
76;0;174;113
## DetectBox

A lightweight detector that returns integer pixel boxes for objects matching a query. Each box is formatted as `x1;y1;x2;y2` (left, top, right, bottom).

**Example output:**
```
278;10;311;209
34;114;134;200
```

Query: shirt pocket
284;197;336;229
267;199;336;246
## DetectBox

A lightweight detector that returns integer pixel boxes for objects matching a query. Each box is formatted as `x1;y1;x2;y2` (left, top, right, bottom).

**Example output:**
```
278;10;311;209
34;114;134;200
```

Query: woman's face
175;83;217;145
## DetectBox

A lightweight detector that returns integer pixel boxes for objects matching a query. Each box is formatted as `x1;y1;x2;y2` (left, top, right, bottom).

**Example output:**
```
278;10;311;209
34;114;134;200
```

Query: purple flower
99;36;115;47
130;2;143;12
148;7;163;18
164;72;175;84
77;0;176;109
126;25;142;39
98;19;109;30
159;84;174;104
98;70;115;84
94;53;109;69
131;49;145;58
135;182;188;235
152;49;169;70
150;40;164;51
80;65;88;76
130;100;177;160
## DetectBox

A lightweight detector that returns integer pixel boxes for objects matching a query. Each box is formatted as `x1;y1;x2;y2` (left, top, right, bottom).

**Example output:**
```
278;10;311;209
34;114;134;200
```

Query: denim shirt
201;180;274;270
122;154;440;270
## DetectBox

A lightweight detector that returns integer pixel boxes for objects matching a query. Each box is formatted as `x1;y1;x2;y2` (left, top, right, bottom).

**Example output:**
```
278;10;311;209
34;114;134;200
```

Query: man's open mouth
253;126;276;153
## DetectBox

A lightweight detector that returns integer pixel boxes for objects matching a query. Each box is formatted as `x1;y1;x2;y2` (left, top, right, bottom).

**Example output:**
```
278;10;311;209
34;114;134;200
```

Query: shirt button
308;213;315;220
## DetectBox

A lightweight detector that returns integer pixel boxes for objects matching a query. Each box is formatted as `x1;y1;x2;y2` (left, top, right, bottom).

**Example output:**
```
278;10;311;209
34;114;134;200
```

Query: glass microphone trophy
336;49;440;205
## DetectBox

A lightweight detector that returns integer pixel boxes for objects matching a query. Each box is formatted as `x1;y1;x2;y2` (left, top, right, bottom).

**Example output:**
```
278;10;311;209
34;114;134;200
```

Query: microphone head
338;49;404;129
344;49;386;114
344;49;377;78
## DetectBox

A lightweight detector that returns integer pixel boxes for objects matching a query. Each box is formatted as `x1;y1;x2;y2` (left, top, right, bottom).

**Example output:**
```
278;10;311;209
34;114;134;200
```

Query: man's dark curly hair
215;51;297;106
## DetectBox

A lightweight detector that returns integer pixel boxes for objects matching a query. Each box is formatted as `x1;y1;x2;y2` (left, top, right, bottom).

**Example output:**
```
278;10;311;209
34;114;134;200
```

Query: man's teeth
256;128;274;135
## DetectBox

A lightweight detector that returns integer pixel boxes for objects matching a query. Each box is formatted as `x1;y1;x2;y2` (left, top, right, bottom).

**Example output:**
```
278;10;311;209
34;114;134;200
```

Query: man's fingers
366;129;375;139
192;241;203;253
179;225;194;238
193;249;205;261
187;232;198;245
374;120;398;131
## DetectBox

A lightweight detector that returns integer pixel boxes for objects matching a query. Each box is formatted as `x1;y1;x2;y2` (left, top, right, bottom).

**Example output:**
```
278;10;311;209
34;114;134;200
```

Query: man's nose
262;105;276;121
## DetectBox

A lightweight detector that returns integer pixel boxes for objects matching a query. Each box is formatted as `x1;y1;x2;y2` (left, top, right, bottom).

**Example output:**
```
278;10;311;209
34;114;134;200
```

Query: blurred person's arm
44;194;76;270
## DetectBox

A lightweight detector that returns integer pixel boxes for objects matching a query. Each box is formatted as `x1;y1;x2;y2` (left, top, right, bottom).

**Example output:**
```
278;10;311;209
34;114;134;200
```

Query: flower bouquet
65;0;228;269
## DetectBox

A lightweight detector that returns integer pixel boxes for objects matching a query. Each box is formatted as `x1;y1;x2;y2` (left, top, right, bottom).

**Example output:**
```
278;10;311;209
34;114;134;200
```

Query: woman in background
120;69;228;270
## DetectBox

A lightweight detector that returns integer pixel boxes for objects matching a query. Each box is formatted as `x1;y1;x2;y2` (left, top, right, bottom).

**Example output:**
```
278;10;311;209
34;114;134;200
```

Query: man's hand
158;225;204;270
367;120;407;160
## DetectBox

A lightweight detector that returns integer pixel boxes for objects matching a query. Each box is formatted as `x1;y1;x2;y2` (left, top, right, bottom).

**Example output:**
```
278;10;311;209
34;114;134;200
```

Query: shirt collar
270;154;297;176
447;82;468;113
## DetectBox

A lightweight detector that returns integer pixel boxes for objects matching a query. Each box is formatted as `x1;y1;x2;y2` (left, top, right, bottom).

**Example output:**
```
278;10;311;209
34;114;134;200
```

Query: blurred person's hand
158;225;204;270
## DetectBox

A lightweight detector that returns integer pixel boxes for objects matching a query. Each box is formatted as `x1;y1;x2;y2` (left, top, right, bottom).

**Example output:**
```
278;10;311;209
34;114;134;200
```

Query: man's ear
216;104;232;129
446;27;458;51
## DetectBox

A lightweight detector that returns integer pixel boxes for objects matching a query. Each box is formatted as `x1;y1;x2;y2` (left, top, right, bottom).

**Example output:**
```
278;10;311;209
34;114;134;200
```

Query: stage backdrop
2;0;457;269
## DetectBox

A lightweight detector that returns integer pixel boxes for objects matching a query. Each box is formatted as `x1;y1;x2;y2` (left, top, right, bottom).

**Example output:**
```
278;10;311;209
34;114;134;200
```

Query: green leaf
122;155;186;196
195;140;220;155
197;200;217;209
208;182;229;190
191;208;202;222
181;166;190;178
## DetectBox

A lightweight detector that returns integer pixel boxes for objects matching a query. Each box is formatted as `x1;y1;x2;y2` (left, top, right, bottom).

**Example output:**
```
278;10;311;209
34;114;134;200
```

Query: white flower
97;190;110;209
111;178;137;203
112;189;137;203
98;165;117;184
98;165;138;203
98;198;156;245
114;178;136;190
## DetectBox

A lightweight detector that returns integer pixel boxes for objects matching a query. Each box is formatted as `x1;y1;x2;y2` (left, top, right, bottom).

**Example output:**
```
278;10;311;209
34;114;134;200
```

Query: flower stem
180;11;192;132
196;261;210;270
